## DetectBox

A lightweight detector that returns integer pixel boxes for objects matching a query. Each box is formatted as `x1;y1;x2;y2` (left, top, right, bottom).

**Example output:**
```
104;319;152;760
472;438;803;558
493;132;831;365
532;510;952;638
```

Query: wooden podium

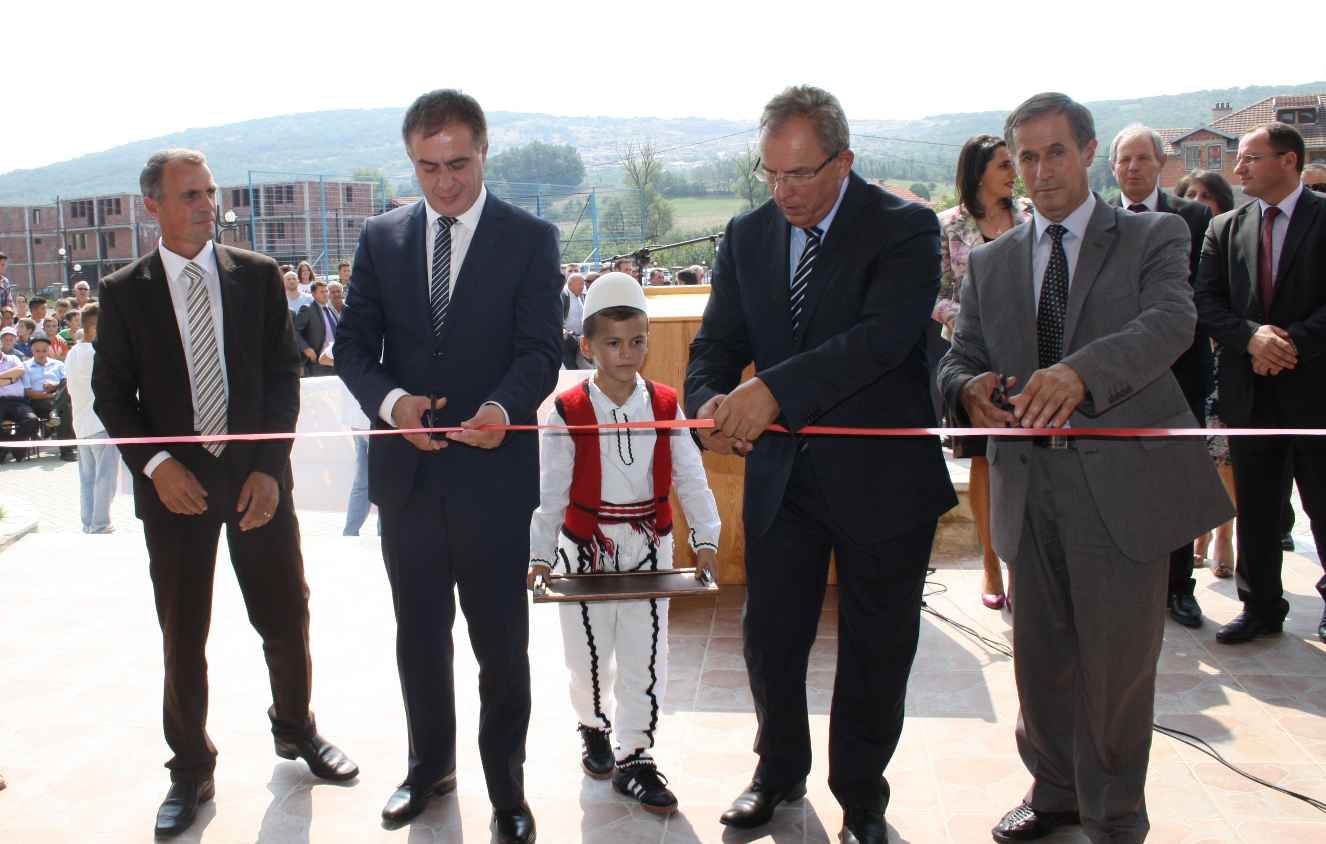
639;286;752;585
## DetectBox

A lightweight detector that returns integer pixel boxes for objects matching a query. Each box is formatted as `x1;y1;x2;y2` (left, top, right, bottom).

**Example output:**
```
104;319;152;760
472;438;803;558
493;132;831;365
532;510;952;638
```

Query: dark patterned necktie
790;226;822;337
182;261;227;456
430;216;458;335
1258;206;1281;318
1128;203;1148;213
1037;224;1069;369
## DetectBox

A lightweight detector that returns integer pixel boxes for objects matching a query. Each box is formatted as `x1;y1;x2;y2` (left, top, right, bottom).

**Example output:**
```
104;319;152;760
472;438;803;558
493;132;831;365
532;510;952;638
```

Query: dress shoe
991;801;1080;842
274;732;358;781
1216;602;1288;645
380;771;457;826
154;778;214;839
491;802;536;843
60;448;78;462
982;593;1007;610
1318;605;1326;644
840;806;887;843
1167;592;1203;628
1282;532;1295;552
720;780;807;828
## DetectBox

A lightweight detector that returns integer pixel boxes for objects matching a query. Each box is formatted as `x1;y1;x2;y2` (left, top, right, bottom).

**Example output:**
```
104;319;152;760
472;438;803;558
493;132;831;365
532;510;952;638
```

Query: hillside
1;82;1322;204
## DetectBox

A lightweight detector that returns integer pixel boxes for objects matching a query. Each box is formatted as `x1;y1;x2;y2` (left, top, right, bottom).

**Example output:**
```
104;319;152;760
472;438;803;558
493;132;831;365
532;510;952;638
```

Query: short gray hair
759;85;850;157
327;281;344;291
1004;92;1095;152
1108;123;1166;164
140;148;208;200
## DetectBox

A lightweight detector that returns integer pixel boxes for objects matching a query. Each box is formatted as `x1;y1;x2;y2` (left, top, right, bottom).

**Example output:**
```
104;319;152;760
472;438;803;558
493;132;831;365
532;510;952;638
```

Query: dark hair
140;149;208;200
955;134;1010;219
0;251;7;261
675;268;698;285
1174;169;1235;214
583;305;646;340
309;281;327;294
279;264;293;275
1262;122;1306;173
1004;92;1095;152
401;89;487;149
297;260;316;283
28;297;46;308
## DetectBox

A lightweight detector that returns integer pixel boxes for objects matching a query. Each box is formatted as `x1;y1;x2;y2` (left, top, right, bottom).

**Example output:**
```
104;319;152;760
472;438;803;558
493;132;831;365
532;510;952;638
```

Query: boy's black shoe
578;724;614;780
612;752;678;815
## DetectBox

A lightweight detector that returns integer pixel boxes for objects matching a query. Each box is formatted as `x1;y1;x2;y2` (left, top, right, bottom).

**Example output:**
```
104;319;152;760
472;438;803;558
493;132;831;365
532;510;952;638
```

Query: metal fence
486;181;645;265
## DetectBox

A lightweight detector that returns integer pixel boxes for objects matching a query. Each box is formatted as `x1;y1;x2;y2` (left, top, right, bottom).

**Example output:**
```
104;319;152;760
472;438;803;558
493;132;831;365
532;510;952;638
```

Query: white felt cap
582;271;647;321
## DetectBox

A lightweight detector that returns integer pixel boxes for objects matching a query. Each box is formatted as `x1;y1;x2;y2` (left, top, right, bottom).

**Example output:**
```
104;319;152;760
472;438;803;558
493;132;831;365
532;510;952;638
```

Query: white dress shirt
1258;183;1304;283
145;239;229;477
1032;192;1097;305
529;374;721;567
564;287;586;335
1121;186;1159;211
378;187;508;426
63;340;105;438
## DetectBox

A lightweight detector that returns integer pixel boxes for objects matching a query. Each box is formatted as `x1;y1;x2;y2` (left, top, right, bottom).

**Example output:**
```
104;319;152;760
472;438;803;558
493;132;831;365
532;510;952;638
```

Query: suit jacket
1116;190;1213;416
686;172;957;545
1194;186;1326;426
334;194;563;514
92;244;302;521
293;300;337;363
938;196;1232;562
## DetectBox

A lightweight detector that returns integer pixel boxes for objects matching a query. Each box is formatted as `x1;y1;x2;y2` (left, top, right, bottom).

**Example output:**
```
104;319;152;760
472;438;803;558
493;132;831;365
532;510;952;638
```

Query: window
1185;145;1201;170
1299;109;1317;125
271;221;286;240
344;185;354;203
1277;109;1297;124
239;223;251;241
284;185;295;204
1208;145;1223;169
102;231;117;250
74;232;87;250
32;209;40;224
231;188;251;207
71;199;92;218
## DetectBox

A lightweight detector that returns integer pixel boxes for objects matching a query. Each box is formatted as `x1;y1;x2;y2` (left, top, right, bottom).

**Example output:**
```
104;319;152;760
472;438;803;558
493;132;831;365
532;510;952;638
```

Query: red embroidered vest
555;378;676;545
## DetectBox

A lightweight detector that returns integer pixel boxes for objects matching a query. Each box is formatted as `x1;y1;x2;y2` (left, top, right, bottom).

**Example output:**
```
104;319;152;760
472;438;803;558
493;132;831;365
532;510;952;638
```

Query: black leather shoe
275;732;358;781
1216;608;1285;644
1167;593;1203;628
1318;606;1325;644
720;780;807;828
380;772;457;826
1282;532;1295;551
991;802;1080;842
840;806;887;843
491;802;536;843
154;778;214;839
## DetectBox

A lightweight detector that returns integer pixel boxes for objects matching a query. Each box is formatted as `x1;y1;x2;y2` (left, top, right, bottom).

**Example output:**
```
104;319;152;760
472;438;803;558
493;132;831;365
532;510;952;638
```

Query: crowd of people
3;82;1324;844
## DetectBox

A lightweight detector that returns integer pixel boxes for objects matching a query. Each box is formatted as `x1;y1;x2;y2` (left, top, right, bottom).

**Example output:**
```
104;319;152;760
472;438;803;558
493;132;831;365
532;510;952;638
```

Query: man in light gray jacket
939;92;1232;844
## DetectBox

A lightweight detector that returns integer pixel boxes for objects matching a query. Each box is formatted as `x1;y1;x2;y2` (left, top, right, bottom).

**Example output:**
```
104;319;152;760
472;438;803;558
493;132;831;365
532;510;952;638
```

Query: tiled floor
1;529;1324;843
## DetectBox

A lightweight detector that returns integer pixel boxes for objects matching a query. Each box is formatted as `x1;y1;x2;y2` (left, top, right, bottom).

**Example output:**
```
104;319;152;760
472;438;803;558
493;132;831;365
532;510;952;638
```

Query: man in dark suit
293;280;337;376
685;86;956;844
93;150;357;839
1109;123;1215;628
939;93;1231;844
334;90;560;844
1195;122;1326;645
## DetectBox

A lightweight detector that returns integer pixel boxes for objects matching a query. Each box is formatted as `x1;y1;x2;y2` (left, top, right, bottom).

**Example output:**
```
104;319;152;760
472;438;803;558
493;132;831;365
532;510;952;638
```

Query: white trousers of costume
556;524;671;760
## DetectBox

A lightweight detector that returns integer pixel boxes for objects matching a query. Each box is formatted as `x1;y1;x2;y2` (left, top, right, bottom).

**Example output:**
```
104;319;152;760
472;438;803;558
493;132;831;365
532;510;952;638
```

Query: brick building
0;178;378;295
1158;95;1326;192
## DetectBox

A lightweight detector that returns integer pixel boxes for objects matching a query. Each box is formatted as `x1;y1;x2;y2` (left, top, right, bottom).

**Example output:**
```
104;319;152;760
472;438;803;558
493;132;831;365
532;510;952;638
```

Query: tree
909;183;932;200
731;146;771;211
487;141;585;187
619;141;664;194
352;167;396;202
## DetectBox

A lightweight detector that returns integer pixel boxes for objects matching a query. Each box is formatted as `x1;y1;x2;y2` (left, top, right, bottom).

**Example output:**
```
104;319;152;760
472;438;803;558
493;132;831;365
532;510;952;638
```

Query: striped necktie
182;261;227;456
431;216;458;336
790;226;822;338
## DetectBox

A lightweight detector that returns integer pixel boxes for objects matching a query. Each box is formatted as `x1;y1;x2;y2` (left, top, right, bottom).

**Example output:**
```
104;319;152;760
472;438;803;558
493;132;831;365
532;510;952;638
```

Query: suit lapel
762;210;795;358
1156;191;1172;214
213;244;244;391
141;252;190;380
1235;204;1263;315
402;200;432;344
794;176;864;351
1063;199;1118;351
1276;189;1320;287
1005;224;1038;377
448;193;506;341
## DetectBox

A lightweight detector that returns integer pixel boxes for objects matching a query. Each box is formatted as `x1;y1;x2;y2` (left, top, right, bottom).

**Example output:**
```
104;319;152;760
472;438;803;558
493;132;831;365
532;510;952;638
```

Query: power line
855;132;964;148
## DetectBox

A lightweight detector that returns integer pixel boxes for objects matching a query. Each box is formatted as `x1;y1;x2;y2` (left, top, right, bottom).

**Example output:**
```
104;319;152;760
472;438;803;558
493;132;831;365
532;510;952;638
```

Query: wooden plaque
532;568;718;604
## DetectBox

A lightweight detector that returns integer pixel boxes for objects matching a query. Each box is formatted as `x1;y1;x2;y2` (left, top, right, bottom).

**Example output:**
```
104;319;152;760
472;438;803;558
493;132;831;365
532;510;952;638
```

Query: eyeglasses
753;150;842;187
1234;151;1287;167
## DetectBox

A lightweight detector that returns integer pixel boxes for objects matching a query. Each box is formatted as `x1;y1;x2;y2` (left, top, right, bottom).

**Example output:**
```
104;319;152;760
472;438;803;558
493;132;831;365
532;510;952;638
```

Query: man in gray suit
939;93;1232;844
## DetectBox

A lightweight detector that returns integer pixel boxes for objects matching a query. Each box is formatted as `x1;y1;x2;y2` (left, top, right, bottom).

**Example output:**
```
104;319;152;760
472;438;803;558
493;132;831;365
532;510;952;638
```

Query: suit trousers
1166;373;1208;598
379;456;531;809
744;449;933;813
1230;390;1326;614
1012;448;1167;844
143;464;314;782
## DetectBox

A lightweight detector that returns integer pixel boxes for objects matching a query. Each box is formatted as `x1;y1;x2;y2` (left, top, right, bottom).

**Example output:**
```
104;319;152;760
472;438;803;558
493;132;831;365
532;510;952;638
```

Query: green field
667;196;746;233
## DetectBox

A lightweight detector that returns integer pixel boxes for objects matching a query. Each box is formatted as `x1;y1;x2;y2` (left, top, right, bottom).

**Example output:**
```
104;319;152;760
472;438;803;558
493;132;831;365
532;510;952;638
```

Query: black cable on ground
918;577;1326;816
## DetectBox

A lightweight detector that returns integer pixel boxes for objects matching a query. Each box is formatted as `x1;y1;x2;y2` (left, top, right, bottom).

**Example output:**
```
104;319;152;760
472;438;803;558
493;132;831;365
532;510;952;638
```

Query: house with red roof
1158;95;1326;191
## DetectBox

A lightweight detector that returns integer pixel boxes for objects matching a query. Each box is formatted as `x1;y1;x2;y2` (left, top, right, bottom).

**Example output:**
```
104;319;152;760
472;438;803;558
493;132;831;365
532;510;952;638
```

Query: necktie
182;261;227;457
1258;206;1281;318
431;216;458;336
1128;203;1148;214
1037;224;1070;369
790;226;822;338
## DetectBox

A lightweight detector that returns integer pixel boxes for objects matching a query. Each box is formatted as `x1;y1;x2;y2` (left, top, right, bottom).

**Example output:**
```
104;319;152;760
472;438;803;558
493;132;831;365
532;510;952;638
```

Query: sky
4;0;1320;175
